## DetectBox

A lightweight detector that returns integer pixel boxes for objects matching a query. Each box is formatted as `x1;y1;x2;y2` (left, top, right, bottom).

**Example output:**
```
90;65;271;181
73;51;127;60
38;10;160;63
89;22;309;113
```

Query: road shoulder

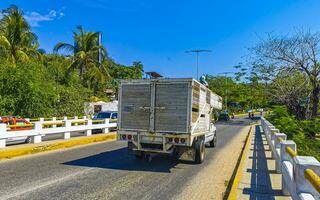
0;133;116;160
174;125;251;200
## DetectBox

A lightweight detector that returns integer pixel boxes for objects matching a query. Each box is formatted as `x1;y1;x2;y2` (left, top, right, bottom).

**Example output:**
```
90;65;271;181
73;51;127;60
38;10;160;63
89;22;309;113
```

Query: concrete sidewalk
236;125;292;200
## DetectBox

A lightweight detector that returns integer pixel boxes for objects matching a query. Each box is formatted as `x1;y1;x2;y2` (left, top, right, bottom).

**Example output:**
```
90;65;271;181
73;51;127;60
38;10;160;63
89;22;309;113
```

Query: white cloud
24;9;65;27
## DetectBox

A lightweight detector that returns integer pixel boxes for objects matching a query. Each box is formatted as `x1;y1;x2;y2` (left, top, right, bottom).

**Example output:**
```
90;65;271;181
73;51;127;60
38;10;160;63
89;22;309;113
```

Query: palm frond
53;42;75;54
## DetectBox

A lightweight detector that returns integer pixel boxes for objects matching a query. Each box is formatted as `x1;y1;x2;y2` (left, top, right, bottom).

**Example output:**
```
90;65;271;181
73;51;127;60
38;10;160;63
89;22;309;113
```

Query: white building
84;101;118;115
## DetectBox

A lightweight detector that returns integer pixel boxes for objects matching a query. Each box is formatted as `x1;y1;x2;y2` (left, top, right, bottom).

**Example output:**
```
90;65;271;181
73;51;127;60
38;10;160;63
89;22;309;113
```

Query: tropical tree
0;5;40;64
53;26;108;82
251;30;320;118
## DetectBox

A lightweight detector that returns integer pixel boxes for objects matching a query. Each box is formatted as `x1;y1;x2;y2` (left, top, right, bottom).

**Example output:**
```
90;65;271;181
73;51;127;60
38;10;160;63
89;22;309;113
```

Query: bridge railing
0;116;117;148
261;117;320;200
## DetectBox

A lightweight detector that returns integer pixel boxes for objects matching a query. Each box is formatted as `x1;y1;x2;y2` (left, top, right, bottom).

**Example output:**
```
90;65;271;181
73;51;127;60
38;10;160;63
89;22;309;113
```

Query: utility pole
98;32;102;64
185;49;211;79
218;72;233;111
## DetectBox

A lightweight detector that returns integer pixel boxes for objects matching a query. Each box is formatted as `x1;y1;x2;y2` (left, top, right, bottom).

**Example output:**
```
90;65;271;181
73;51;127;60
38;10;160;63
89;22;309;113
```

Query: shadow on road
63;147;179;173
216;116;259;126
242;125;282;199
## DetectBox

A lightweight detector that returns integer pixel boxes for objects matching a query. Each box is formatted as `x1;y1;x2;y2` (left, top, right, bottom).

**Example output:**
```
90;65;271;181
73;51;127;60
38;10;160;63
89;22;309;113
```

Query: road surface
0;118;255;200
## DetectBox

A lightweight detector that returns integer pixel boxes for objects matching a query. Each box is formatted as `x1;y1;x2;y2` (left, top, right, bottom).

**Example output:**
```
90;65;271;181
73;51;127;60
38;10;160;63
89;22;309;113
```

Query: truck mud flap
175;146;195;162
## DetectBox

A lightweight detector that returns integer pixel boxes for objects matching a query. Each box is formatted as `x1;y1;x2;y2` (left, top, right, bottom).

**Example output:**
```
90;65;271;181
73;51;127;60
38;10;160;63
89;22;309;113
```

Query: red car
0;116;33;143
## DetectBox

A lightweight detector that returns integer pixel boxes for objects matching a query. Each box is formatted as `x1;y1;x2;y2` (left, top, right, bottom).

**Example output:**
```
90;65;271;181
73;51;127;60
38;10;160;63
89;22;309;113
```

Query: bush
266;106;320;161
0;60;56;117
0;60;92;117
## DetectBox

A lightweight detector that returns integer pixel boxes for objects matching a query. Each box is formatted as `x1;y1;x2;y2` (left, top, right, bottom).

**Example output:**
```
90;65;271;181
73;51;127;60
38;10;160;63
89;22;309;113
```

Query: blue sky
1;0;320;78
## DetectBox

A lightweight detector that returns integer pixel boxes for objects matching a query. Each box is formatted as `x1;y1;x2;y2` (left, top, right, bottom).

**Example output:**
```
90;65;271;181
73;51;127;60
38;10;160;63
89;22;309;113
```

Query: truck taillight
121;135;126;140
127;135;132;140
174;138;179;143
168;138;173;143
180;138;186;143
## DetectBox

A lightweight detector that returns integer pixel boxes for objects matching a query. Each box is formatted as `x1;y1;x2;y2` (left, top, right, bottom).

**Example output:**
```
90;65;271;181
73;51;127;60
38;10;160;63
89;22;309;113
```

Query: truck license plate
141;135;163;143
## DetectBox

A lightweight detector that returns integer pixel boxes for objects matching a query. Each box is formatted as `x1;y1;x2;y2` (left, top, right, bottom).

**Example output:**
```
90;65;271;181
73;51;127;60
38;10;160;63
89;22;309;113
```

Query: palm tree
0;5;40;64
53;26;108;80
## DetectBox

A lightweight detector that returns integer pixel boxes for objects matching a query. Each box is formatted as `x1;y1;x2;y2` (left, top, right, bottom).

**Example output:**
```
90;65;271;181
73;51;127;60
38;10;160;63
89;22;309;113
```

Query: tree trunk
311;82;320;117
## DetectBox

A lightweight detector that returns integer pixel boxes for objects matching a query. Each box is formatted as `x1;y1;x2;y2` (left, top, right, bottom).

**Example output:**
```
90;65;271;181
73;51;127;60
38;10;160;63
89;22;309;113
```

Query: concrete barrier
261;117;320;200
0;117;117;148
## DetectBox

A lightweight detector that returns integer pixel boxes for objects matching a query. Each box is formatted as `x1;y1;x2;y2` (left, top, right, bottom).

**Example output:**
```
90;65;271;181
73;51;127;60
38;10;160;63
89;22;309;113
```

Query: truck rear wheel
135;151;144;159
195;139;205;164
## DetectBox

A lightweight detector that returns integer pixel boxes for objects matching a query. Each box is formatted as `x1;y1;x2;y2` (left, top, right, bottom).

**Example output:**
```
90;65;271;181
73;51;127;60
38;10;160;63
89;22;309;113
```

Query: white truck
117;78;222;163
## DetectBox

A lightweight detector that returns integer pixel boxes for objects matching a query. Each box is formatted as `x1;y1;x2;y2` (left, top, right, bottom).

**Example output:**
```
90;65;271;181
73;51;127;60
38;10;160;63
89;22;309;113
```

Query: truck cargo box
118;78;222;135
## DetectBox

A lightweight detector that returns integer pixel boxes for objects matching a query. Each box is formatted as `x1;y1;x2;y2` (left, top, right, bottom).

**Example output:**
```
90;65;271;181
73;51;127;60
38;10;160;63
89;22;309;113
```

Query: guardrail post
294;156;320;199
265;125;274;144
63;116;68;121
39;118;44;122
275;133;287;173
270;128;279;158
280;140;296;196
0;124;7;148
102;119;110;133
32;122;42;143
25;118;30;122
63;120;71;139
83;116;87;120
86;120;92;136
52;117;57;128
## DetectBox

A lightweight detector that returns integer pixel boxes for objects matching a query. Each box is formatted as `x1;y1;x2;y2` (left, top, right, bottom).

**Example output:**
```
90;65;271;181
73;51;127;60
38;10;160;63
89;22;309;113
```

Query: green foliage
0;60;56;117
266;106;320;160
0;5;143;118
206;75;269;111
266;106;300;138
299;119;320;138
107;60;144;94
55;85;92;116
0;5;40;64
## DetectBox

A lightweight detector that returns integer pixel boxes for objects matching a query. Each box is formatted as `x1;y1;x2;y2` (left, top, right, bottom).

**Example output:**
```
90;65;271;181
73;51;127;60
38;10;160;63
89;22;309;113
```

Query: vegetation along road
0;118;254;200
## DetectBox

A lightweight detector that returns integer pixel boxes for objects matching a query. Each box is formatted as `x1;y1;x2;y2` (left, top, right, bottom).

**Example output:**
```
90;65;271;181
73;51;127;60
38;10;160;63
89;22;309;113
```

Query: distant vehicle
117;78;223;164
257;108;264;112
218;112;230;121
93;111;117;121
92;111;117;133
0;116;33;143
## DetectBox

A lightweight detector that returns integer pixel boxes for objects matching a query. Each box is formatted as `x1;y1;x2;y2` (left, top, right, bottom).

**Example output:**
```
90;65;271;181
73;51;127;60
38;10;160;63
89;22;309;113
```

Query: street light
185;49;212;79
218;72;233;111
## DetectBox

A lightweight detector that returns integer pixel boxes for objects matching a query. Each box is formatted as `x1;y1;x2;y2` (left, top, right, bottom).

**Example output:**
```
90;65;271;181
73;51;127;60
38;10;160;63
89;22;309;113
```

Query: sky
1;0;320;78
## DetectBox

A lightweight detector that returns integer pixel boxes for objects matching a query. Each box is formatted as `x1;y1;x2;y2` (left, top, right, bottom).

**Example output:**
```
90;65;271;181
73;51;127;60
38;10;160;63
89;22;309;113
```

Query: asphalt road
0;118;256;200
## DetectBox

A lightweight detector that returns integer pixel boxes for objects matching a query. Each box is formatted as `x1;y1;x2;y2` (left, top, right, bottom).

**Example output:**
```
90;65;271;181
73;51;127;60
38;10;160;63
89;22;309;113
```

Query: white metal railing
261;117;320;200
0;116;117;148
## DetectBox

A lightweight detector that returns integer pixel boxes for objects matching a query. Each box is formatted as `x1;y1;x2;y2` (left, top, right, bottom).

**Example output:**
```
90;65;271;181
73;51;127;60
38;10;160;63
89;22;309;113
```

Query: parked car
0;116;33;143
93;111;117;121
218;112;230;121
92;111;117;133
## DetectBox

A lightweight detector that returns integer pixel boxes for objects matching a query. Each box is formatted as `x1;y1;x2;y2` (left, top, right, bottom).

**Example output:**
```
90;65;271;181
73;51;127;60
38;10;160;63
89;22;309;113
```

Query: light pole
218;72;233;111
185;49;211;79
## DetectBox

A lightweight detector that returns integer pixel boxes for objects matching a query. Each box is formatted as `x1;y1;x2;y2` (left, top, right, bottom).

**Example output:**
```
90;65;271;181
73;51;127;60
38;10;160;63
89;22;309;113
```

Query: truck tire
195;139;205;164
209;132;217;148
135;151;144;159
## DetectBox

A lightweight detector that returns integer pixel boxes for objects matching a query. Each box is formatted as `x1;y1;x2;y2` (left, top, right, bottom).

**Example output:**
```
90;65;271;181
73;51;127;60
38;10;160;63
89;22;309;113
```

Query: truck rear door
153;81;189;133
119;83;151;131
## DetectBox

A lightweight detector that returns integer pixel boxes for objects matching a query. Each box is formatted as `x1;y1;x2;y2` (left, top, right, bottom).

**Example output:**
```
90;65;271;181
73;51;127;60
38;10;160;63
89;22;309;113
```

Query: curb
226;125;254;200
0;133;116;160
